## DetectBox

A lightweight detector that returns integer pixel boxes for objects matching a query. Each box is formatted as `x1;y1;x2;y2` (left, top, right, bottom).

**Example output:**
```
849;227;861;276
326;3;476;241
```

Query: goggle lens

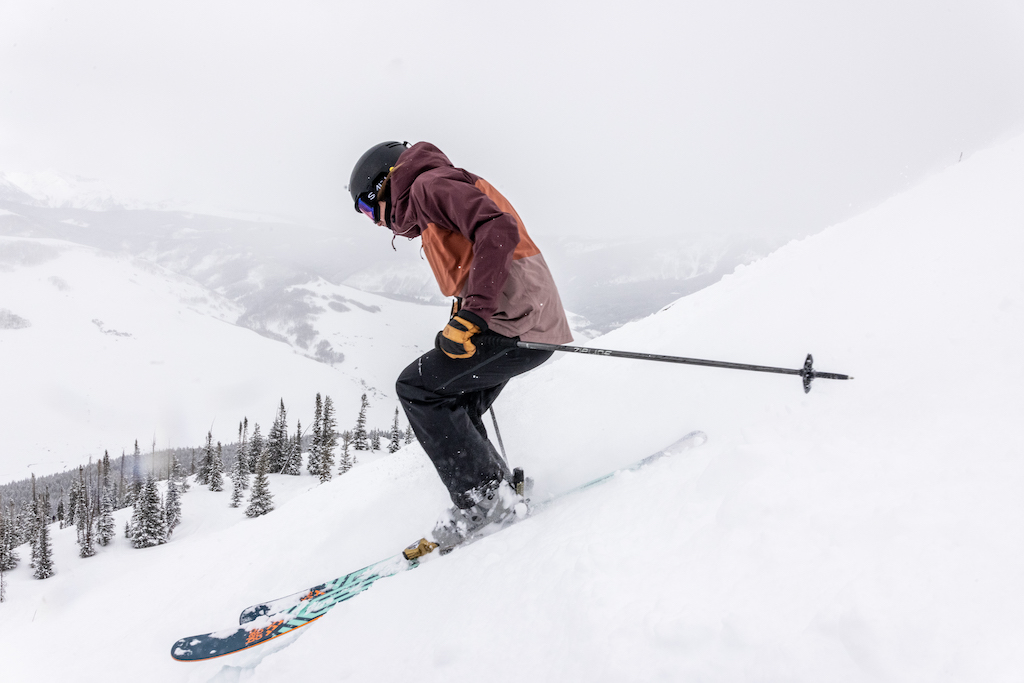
357;196;378;222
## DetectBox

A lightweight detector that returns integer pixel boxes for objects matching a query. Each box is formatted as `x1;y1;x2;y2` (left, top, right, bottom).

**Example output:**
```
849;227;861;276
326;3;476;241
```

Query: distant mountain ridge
0;172;780;343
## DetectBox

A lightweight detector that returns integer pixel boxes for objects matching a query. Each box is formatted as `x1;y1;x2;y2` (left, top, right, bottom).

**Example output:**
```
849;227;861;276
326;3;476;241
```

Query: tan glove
437;311;488;359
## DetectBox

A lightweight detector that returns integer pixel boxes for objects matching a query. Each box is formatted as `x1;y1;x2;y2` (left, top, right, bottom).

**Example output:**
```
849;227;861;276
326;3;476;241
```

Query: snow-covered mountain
0;170;779;341
0;234;445;482
2;129;1022;681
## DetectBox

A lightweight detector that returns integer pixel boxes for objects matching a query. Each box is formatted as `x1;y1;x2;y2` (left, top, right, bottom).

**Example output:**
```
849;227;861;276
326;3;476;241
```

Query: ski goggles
356;195;379;222
354;171;391;223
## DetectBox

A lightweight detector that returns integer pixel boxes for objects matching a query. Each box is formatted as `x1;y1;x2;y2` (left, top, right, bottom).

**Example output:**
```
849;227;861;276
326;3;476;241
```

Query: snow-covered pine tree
338;431;353;475
43;486;53;525
353;394;369;451
130;473;168;548
197;432;213;486
28;475;40;569
97;451;116;545
370;430;381;451
97;478;115;546
165;469;182;533
116;451;127;509
129;441;143;505
388;408;402;453
237;419;250;489
33;497;55;579
0;497;19;571
405;425;415;445
267;400;288;473
248;423;263;473
308;394;323;478
76;467;95;558
229;448;246;508
56;496;66;529
67;478;80;529
208;441;225;492
280;420;302;476
320;396;338;483
246;446;274;518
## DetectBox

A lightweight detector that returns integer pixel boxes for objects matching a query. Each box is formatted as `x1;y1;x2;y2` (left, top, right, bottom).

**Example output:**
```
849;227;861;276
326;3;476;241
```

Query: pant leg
396;340;552;508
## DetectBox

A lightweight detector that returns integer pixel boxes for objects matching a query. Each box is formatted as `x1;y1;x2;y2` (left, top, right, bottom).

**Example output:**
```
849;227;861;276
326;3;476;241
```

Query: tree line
0;392;413;598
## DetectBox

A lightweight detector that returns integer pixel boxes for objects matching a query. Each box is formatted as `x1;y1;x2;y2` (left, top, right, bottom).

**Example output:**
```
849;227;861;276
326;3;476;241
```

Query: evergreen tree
97;478;115;546
229;447;246;508
129;474;168;548
338;432;353;475
246;446;274;518
67;478;80;529
237;419;250;489
117;451;127;509
388;408;402;453
208;441;225;492
267;400;288;473
129;440;143;504
28;475;40;569
370;430;381;451
281;420;302;475
76;467;95;558
97;451;116;545
196;433;214;486
353;394;369;451
0;498;20;572
12;506;30;559
405;425;415;445
248;423;264;473
33;513;55;579
320;396;338;483
56;497;66;529
165;473;182;533
307;394;323;478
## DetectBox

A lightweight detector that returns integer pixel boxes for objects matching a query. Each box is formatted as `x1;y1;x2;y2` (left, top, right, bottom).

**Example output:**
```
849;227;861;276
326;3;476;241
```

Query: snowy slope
0;237;444;482
3;133;1024;682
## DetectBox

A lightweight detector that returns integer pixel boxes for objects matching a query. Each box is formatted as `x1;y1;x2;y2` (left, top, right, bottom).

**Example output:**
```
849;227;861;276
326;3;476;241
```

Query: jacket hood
387;142;455;238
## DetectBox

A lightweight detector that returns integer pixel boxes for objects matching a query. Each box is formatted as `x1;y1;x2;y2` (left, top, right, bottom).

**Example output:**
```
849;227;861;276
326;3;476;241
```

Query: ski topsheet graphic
170;430;707;661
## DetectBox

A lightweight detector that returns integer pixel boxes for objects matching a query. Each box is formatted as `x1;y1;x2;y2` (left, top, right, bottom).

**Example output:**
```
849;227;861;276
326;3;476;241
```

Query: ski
170;430;707;662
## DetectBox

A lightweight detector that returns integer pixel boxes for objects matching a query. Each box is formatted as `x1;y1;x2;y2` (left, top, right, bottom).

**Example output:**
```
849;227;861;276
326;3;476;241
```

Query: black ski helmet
349;141;409;216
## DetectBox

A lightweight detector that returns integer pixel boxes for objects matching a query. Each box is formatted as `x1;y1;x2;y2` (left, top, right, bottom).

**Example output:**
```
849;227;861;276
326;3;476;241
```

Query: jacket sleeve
409;173;520;322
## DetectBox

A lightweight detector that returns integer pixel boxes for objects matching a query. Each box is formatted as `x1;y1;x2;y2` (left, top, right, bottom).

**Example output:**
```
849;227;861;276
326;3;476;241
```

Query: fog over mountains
0;170;781;483
1;170;776;342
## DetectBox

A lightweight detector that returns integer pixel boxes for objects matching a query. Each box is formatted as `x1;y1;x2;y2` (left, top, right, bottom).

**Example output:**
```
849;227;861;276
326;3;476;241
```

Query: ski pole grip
476;334;520;350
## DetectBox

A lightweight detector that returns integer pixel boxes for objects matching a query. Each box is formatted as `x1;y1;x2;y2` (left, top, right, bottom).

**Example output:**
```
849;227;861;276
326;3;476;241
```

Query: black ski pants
396;335;552;509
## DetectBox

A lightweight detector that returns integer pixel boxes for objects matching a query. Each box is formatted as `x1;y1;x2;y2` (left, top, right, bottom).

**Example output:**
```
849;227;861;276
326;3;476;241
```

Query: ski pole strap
481;336;853;393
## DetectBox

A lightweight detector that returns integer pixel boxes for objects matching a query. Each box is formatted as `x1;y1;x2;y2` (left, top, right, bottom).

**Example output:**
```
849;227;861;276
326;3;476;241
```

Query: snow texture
1;133;1024;682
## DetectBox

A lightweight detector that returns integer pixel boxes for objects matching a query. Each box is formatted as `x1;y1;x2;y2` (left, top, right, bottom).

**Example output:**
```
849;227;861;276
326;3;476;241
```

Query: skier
349;141;573;549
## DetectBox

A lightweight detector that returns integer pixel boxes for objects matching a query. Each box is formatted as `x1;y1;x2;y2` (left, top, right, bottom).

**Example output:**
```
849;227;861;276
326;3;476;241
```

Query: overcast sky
2;1;1023;242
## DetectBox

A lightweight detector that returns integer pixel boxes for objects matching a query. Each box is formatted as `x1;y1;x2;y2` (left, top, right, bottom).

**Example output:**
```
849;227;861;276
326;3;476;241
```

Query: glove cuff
455;309;488;333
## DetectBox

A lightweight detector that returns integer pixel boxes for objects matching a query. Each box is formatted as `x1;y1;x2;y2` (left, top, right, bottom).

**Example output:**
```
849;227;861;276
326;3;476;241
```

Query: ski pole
478;336;852;394
489;407;508;466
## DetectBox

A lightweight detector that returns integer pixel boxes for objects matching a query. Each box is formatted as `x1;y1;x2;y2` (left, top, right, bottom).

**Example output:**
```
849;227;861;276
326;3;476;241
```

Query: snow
1;171;127;211
0;238;445;482
2;133;1024;681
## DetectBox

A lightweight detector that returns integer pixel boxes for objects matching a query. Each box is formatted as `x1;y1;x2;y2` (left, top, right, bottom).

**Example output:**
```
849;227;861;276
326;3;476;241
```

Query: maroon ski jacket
387;142;572;345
